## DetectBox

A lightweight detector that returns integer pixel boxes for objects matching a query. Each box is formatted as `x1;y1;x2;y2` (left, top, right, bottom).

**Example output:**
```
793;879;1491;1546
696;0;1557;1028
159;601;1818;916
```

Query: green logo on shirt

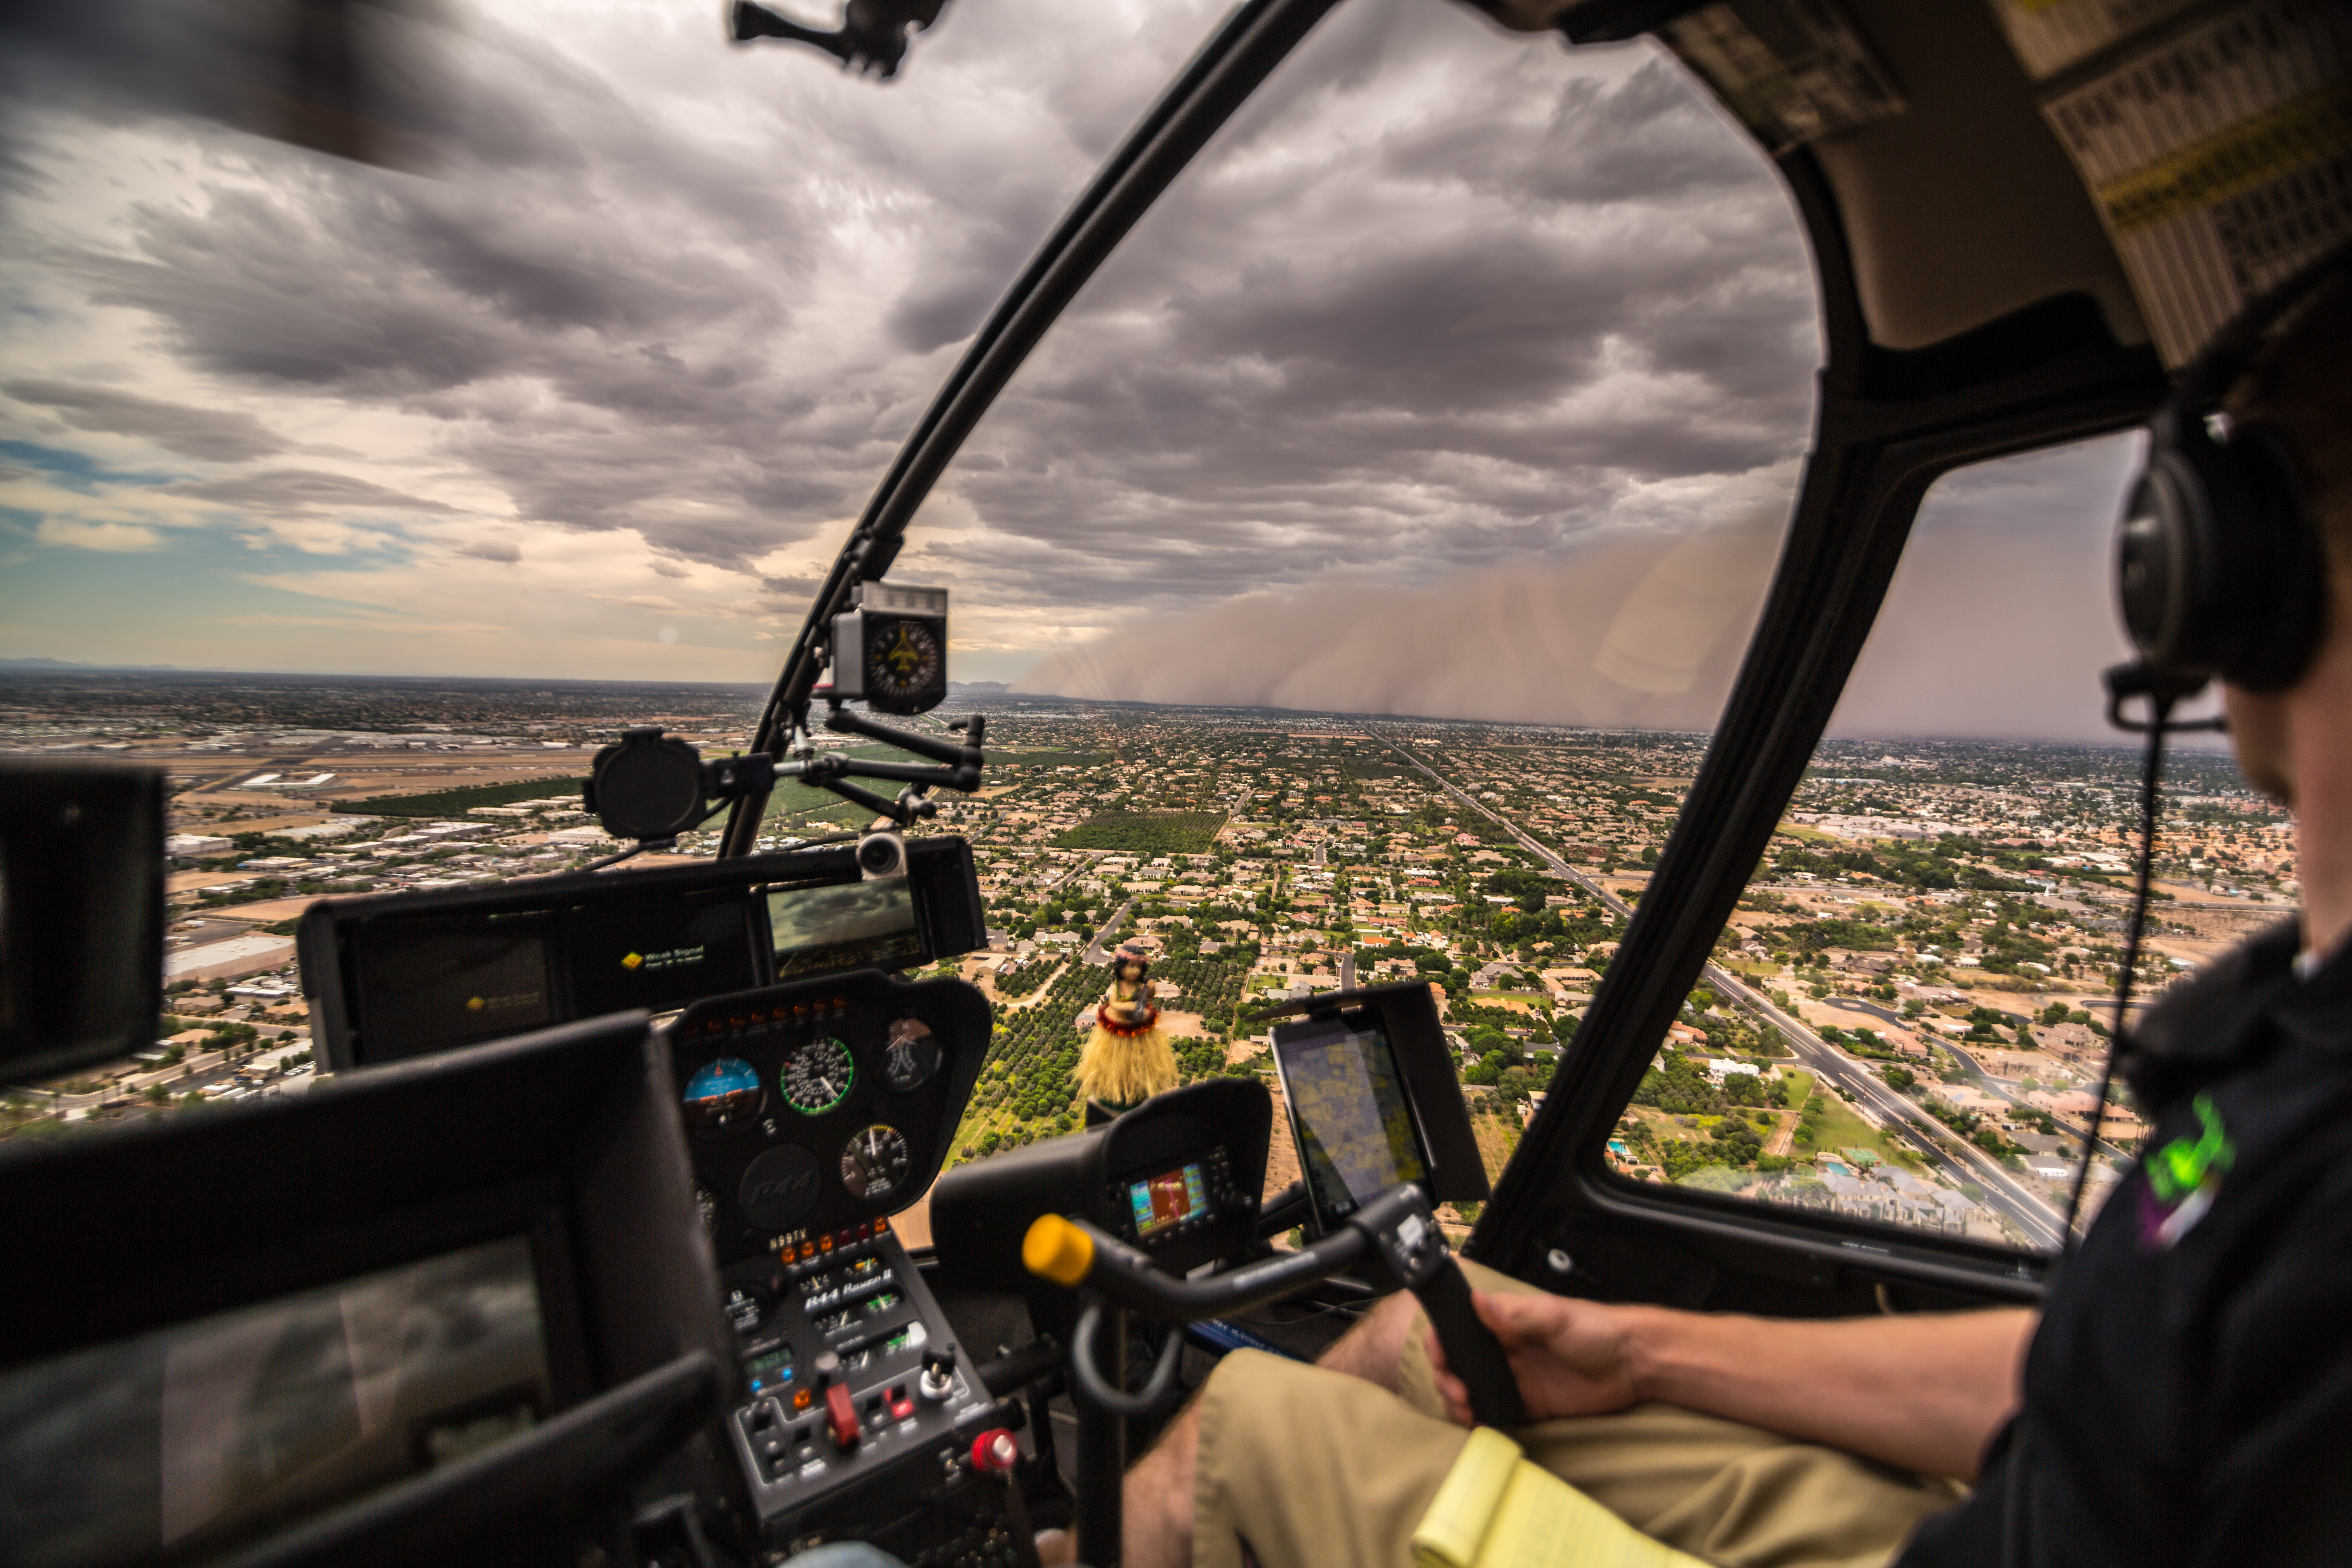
2138;1093;2235;1249
2147;1093;2235;1205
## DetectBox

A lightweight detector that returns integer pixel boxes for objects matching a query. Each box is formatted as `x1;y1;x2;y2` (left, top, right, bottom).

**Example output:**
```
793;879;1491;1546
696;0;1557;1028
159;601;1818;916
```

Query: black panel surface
302;840;984;1070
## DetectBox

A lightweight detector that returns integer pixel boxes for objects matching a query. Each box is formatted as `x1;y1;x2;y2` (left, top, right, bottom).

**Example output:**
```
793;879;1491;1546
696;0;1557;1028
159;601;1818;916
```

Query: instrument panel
667;970;1002;1552
664;969;990;1266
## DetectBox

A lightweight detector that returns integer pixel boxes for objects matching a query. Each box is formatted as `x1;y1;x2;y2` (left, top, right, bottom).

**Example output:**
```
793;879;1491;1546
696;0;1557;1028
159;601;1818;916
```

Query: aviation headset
2114;245;2352;697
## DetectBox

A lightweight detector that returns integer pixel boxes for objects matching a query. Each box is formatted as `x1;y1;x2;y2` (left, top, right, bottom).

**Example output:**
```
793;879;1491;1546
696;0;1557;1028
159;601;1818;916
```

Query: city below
3;668;2291;1254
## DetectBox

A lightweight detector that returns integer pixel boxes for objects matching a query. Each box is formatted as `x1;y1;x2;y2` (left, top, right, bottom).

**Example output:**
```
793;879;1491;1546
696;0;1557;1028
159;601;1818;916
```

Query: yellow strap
1411;1427;1711;1568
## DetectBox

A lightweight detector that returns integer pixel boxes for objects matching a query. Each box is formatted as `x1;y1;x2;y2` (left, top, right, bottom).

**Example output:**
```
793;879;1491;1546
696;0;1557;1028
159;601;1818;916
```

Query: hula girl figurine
1077;945;1178;1117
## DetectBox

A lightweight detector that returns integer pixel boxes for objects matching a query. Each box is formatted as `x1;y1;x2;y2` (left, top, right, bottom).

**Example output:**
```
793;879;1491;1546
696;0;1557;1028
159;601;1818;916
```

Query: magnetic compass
866;620;942;709
778;1034;855;1115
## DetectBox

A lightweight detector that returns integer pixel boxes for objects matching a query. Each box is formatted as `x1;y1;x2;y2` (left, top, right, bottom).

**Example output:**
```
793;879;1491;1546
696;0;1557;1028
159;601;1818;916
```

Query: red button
824;1382;860;1450
889;1396;915;1420
970;1428;1018;1473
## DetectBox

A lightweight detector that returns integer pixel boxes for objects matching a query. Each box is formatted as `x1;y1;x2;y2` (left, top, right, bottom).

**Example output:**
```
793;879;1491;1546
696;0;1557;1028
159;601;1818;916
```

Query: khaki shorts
1189;1263;1962;1568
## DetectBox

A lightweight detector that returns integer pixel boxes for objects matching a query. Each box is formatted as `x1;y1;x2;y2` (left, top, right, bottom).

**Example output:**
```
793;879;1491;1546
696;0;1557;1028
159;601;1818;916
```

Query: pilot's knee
1316;1287;1420;1391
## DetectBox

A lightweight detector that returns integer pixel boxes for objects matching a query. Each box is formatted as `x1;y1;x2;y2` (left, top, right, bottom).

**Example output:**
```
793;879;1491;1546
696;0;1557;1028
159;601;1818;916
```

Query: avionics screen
1274;1021;1430;1227
766;878;923;978
565;893;760;1019
0;1236;552;1568
350;915;555;1062
1127;1162;1211;1238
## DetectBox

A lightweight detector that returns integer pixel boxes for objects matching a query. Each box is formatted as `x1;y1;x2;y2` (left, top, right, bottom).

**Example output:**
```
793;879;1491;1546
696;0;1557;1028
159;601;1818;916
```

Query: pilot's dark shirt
1899;919;2352;1566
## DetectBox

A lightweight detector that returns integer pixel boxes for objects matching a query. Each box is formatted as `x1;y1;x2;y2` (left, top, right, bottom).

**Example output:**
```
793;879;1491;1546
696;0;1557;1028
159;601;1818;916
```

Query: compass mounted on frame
831;581;949;715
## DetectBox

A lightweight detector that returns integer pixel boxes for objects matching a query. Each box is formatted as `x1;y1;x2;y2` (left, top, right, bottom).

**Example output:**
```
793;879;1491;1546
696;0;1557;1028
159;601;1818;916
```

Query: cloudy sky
0;0;2148;738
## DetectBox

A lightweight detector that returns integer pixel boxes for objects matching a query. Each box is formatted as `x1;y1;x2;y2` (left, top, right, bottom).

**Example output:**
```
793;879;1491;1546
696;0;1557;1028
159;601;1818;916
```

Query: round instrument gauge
681;1057;764;1135
840;1123;910;1203
882;1018;941;1093
867;621;942;707
779;1035;855;1115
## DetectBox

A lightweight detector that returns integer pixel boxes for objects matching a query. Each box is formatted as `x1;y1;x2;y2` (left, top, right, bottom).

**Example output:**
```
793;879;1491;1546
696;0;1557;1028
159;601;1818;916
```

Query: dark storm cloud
33;16;855;565
1390;55;1764;205
10;0;1827;678
2;378;287;462
889;6;1815;619
165;469;460;515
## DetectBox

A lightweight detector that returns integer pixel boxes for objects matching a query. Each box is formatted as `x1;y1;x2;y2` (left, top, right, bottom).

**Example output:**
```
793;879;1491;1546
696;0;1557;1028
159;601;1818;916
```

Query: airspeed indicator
779;1035;855;1115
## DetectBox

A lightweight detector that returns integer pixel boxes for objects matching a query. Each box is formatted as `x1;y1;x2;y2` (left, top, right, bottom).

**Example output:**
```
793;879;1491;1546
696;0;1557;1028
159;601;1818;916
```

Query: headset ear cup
2116;417;2330;694
2114;245;2349;700
2116;440;2220;677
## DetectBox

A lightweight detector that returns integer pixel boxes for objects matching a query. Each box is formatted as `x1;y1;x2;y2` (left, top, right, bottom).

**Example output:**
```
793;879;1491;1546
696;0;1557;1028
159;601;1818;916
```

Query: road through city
1387;742;2070;1252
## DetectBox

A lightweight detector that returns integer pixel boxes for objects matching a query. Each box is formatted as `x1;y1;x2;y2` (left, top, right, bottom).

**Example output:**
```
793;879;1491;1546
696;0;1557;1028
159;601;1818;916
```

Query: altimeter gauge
779;1034;855;1114
840;1122;910;1202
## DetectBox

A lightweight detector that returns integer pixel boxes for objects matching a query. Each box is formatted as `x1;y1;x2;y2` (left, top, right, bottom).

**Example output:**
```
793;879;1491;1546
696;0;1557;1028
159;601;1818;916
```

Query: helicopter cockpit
0;785;1523;1564
2;0;2345;1563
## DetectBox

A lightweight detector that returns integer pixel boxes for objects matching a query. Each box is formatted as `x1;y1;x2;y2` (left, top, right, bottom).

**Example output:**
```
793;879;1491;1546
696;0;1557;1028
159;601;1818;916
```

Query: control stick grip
1409;1256;1525;1428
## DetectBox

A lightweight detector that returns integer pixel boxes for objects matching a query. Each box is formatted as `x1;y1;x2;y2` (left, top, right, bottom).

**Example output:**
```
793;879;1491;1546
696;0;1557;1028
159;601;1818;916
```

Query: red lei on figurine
1094;1001;1161;1036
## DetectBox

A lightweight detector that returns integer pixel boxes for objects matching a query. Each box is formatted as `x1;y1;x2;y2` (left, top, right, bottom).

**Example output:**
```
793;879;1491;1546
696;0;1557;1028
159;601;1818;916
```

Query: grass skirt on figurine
1077;1007;1178;1111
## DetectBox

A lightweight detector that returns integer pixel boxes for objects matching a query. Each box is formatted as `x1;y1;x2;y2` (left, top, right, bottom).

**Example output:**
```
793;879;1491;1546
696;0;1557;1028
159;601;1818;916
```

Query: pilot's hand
1426;1289;1639;1426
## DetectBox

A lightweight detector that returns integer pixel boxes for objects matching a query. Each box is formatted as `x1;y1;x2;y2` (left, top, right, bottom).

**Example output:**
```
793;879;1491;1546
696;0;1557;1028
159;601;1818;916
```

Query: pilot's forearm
1620;1303;2036;1480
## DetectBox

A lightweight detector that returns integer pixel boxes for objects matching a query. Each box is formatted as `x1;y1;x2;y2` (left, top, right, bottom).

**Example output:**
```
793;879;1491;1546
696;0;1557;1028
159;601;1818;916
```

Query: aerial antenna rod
717;0;1348;858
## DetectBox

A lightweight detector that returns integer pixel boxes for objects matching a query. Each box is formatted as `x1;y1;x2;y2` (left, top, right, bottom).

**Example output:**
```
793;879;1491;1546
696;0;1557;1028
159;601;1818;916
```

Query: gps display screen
349;914;556;1062
1274;1020;1430;1227
1127;1161;1211;1238
0;1236;552;1568
766;879;924;978
565;893;760;1020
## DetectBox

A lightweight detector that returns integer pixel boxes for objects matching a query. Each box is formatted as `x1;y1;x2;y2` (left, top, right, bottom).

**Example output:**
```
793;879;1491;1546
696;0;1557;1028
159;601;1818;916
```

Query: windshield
4;3;1822;1224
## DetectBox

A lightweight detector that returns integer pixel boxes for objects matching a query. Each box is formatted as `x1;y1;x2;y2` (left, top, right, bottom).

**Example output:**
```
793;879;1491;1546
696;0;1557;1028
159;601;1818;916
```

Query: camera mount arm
774;707;987;830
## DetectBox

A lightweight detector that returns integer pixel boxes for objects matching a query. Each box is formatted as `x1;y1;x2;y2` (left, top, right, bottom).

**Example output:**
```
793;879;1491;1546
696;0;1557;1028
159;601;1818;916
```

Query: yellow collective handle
1023;1213;1096;1287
